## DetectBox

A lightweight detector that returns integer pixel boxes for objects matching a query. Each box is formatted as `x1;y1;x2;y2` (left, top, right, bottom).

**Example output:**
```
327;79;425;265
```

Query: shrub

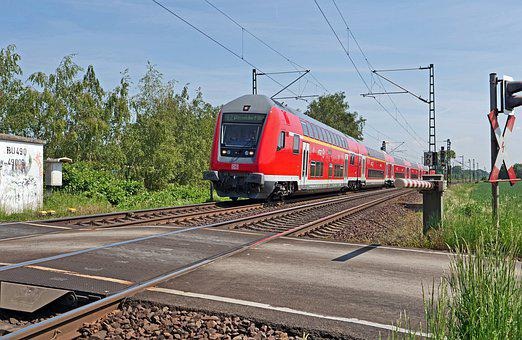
62;162;144;205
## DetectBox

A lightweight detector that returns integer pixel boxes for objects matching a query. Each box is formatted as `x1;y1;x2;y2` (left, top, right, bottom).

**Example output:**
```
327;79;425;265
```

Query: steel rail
3;189;408;340
0;202;263;244
290;190;411;237
0;191;392;273
33;201;219;224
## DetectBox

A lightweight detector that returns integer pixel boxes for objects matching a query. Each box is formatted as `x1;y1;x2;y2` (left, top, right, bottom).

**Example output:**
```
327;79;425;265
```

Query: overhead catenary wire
331;0;426;147
151;0;305;101
324;0;427;150
203;0;328;94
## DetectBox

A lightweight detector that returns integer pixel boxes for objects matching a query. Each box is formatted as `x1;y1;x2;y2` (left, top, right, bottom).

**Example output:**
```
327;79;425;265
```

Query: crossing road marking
0;261;428;337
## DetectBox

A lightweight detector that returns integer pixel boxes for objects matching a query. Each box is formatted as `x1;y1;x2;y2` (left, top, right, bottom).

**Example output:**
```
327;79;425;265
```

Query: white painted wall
0;138;44;214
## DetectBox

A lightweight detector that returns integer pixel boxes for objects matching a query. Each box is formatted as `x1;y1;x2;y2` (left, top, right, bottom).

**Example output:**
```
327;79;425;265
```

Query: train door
361;156;366;183
301;142;310;187
344;154;349;185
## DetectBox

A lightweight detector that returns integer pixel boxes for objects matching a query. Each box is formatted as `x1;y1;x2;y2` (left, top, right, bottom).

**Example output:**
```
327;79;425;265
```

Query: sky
2;0;522;168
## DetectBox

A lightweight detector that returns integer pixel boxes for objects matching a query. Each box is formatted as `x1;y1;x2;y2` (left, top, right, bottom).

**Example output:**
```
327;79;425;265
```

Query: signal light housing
501;75;522;113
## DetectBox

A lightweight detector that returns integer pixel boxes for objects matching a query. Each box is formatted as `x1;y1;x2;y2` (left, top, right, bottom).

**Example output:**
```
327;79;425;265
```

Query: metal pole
209;182;214;202
489;73;500;228
429;64;436;163
471;158;475;182
252;69;257;95
468;159;471;182
446;139;452;184
461;155;465;182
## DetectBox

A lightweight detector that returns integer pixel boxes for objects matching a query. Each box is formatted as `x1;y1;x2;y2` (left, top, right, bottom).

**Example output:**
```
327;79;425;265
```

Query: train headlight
244;150;249;156
221;149;227;155
248;150;255;156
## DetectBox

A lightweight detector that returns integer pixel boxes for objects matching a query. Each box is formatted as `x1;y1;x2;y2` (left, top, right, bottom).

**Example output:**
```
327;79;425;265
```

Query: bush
116;184;212;210
62;162;144;205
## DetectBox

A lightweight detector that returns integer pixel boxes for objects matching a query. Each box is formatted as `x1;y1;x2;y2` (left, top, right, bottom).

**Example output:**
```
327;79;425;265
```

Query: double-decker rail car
204;94;428;200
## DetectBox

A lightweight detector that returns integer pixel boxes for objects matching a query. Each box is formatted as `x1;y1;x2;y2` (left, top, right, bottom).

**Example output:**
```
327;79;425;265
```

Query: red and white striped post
395;178;435;190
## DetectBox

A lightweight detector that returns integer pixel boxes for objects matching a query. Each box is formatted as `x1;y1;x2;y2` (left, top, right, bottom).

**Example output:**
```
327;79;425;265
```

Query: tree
447;149;456;160
306;92;365;140
0;45;218;192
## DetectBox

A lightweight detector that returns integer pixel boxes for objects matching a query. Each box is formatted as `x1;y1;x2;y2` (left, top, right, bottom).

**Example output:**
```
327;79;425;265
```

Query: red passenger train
204;95;428;200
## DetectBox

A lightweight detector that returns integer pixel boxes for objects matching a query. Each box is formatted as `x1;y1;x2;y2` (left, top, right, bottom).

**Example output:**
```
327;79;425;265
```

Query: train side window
277;131;285;151
350;154;355;165
310;161;316;177
336;165;344;177
292;135;300;154
310;124;319;139
300;121;309;136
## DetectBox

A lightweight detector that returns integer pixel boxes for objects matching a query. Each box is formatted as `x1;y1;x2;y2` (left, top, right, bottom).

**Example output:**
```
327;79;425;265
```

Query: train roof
221;94;423;166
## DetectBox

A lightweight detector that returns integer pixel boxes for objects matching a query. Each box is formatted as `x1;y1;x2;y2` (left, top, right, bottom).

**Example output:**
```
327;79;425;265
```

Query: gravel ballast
78;302;312;340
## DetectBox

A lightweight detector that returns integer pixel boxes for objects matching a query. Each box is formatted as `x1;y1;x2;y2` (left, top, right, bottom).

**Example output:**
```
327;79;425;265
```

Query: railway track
0;191;369;243
1;188;411;339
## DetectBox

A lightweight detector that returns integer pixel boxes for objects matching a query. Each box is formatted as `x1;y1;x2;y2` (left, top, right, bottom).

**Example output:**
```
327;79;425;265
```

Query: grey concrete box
0;134;45;214
45;157;72;187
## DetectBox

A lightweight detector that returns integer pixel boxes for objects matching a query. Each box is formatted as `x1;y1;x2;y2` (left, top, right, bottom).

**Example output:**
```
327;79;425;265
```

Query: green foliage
116;184;217;210
62;162;144;205
436;183;522;256
390;238;521;339
424;238;521;339
306;92;365;140
0;45;218;192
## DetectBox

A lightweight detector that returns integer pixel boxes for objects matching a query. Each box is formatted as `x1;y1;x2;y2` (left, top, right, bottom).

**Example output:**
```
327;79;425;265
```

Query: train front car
204;95;300;200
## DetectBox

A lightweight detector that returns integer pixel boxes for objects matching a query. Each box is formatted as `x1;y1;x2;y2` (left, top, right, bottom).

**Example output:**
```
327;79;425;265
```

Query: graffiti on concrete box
0;141;43;214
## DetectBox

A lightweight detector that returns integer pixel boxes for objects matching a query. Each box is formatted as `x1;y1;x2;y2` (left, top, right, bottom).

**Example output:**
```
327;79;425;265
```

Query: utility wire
313;0;425;152
151;0;304;101
331;0;426;146
203;0;328;93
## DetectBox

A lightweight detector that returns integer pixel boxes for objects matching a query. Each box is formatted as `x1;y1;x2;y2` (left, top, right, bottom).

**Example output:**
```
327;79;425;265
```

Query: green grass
391;238;521;339
429;182;522;257
0;184;223;222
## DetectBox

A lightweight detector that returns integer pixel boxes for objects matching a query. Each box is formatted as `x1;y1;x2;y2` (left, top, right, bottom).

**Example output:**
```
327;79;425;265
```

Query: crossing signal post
489;73;521;228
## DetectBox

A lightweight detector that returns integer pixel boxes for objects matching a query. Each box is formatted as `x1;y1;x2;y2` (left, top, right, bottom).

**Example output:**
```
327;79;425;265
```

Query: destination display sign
222;113;266;123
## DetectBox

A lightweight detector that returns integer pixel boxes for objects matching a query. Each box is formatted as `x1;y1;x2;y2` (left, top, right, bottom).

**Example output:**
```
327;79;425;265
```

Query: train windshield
221;113;266;147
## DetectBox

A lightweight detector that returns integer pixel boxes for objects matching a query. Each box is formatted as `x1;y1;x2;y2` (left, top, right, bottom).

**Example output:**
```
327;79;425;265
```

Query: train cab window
277;131;285;151
292;135;300;154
